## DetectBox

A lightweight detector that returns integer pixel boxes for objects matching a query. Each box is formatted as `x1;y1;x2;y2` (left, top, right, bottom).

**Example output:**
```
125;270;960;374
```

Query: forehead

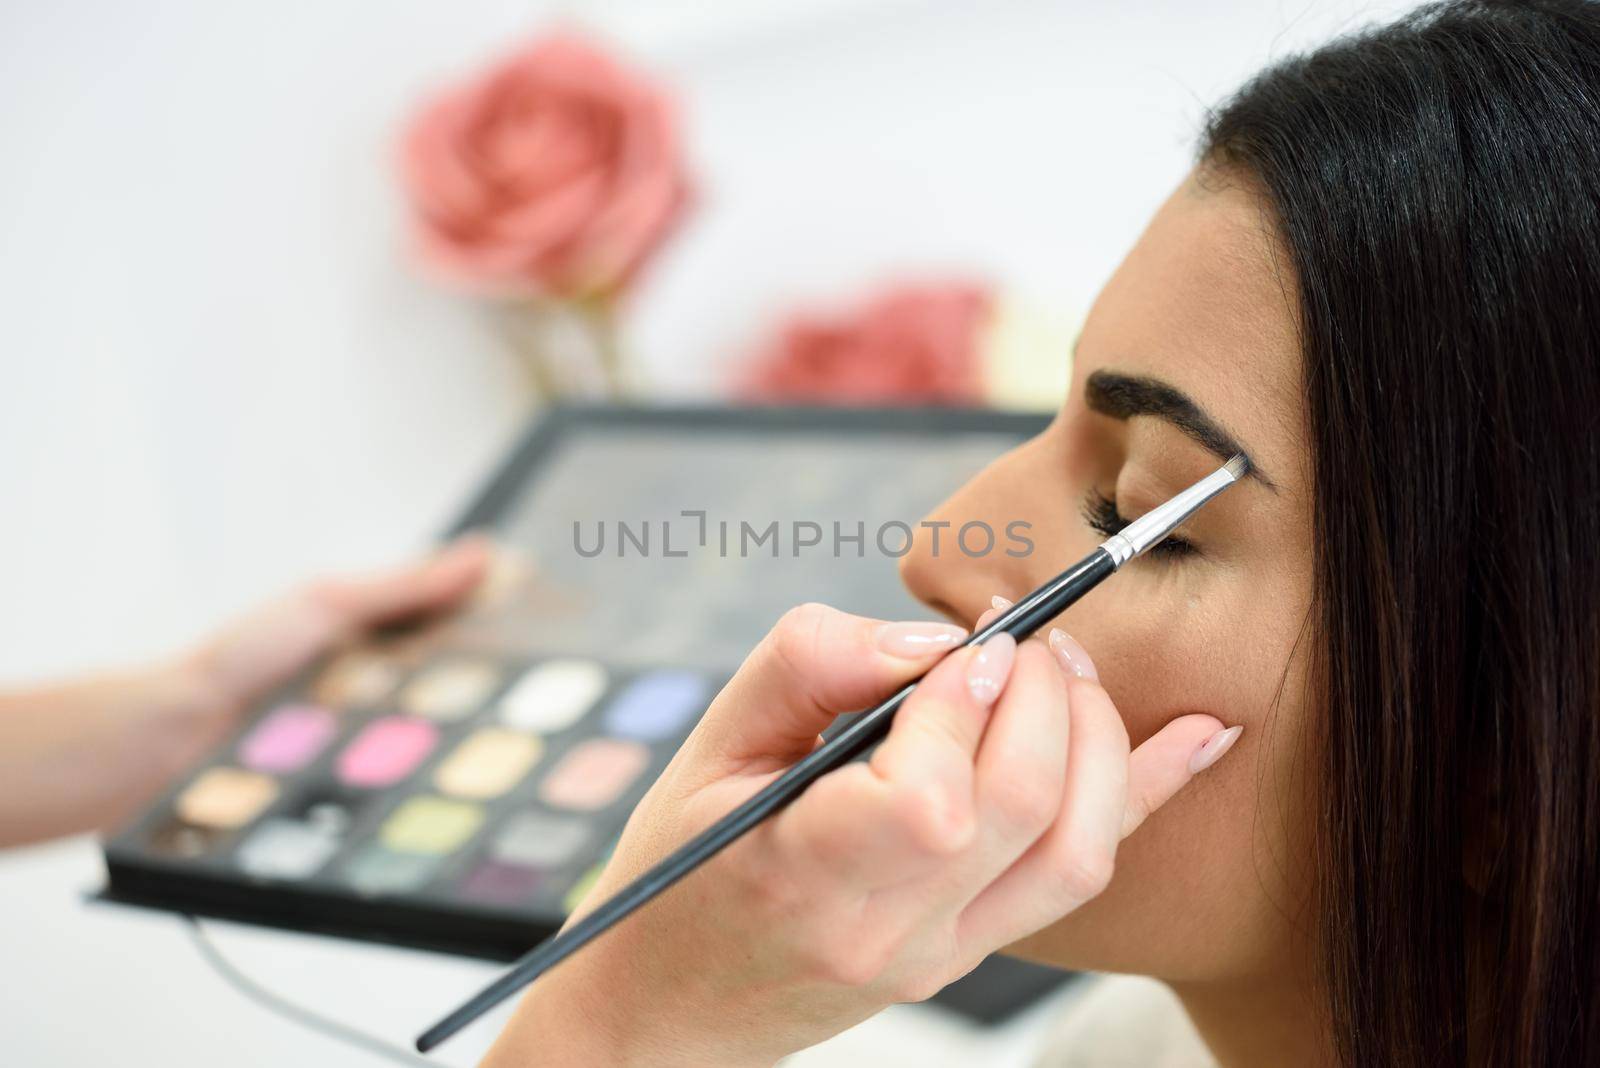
1075;172;1306;487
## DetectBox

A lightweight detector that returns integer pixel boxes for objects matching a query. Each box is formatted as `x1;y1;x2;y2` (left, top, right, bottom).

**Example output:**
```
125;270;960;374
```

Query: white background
1;1;1410;1064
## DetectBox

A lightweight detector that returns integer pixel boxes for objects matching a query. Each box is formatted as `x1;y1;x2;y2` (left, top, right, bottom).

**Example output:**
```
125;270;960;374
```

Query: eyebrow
1084;369;1279;492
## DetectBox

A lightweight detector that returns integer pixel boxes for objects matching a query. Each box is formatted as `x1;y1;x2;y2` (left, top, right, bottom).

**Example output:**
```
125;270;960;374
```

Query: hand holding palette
101;405;1065;1020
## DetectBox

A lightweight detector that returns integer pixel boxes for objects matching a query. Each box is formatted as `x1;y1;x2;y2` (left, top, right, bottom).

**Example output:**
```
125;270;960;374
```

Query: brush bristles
1223;454;1249;480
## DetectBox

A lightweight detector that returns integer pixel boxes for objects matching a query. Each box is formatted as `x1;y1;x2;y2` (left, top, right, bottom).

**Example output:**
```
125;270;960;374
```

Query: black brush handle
416;548;1117;1052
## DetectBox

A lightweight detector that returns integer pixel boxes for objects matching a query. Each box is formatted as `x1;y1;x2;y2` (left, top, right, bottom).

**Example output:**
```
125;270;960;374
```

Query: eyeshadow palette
102;404;1068;1021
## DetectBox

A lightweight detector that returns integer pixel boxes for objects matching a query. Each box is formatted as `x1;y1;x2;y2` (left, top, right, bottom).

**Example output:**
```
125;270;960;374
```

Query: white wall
0;0;1414;680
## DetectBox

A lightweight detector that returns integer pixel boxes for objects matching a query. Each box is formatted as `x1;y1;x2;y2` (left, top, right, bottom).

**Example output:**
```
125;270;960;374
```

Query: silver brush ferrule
1100;455;1247;567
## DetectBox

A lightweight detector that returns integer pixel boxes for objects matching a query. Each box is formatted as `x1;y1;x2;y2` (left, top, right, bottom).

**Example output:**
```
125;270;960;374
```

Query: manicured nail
442;532;492;561
967;633;1017;706
974;594;1014;632
1047;628;1099;681
876;621;969;659
1188;725;1243;774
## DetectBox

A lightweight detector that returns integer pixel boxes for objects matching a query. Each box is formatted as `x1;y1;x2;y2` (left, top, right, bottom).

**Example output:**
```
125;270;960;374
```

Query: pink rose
400;33;690;299
738;282;992;405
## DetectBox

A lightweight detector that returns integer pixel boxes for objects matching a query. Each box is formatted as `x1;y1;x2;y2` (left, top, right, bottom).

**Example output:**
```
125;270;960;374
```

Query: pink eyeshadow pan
239;705;337;773
336;717;438;788
538;739;650;811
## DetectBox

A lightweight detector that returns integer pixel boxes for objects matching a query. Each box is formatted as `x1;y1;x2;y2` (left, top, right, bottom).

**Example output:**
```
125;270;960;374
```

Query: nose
898;448;1045;628
897;531;967;624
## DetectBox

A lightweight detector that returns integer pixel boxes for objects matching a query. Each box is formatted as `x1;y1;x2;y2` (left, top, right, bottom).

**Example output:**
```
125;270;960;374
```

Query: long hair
1201;2;1600;1063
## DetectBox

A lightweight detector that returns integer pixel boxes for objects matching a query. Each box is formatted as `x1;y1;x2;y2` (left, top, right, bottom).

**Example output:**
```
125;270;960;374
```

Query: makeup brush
416;454;1248;1051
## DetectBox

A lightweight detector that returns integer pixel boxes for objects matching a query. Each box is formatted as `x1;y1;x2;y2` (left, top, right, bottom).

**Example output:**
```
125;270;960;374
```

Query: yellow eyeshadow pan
434;728;543;800
379;796;486;855
175;767;279;829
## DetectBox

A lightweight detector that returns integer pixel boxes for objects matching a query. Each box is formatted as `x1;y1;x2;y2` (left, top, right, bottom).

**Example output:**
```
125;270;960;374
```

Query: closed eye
1080;489;1198;560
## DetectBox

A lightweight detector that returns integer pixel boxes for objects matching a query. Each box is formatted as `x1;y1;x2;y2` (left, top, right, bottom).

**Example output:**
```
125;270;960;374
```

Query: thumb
695;603;968;769
300;534;495;633
194;536;493;703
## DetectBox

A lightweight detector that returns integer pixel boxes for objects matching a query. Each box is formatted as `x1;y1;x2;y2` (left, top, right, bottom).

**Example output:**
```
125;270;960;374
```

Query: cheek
1010;577;1319;981
1062;547;1313;746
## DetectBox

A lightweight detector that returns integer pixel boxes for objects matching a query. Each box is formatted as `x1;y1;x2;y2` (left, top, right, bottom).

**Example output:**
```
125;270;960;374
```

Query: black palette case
102;404;1070;1022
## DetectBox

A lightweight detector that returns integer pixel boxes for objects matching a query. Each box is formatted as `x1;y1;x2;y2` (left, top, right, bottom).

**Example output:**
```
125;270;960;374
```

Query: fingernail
442;532;493;563
1188;725;1243;774
973;594;1013;632
876;621;969;659
967;633;1017;706
1047;628;1099;681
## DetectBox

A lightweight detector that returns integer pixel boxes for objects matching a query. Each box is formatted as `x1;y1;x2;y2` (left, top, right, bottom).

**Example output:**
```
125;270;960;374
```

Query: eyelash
1080;489;1198;560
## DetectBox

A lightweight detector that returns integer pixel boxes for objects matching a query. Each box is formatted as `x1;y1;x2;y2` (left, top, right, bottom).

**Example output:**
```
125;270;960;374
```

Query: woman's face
901;172;1317;985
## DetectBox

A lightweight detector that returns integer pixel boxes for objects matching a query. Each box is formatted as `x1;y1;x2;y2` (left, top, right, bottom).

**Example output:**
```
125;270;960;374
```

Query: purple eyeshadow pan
601;671;710;741
458;859;544;906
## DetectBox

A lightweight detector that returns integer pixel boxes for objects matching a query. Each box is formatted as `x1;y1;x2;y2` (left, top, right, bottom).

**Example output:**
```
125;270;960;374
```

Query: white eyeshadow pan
499;659;607;732
236;818;341;880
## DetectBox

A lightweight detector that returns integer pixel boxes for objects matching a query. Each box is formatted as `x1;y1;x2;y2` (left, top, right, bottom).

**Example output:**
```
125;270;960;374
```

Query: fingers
775;633;1014;890
1121;715;1231;838
971;594;1012;633
953;671;1125;948
726;603;1243;960
1041;629;1228;837
864;635;1014;850
304;535;494;633
967;640;1071;876
955;636;1241;951
769;762;939;886
698;603;968;767
873;636;1012;773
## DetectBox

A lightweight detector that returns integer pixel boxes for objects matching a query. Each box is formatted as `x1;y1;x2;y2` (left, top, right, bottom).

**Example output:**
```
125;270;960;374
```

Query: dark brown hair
1202;1;1600;1063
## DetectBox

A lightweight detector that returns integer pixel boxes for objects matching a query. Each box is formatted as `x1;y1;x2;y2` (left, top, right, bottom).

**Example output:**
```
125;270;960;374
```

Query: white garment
1035;974;1217;1068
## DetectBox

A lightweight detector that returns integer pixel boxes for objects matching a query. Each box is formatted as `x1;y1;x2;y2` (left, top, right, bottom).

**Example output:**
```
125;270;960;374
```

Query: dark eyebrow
1084;369;1279;492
